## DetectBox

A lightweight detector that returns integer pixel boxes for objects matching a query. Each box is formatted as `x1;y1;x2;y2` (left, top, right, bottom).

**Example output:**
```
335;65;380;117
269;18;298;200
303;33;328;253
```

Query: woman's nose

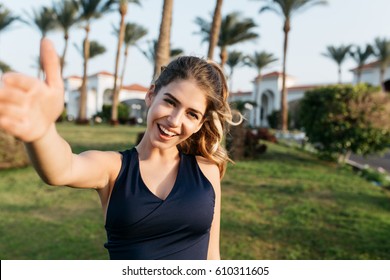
167;109;183;127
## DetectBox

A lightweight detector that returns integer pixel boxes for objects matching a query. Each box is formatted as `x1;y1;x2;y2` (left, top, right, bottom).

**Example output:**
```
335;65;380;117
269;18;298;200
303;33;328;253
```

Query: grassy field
0;123;389;259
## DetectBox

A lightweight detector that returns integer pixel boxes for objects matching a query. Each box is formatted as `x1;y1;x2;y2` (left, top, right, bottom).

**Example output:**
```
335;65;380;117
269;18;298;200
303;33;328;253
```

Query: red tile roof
262;71;284;78
253;71;294;82
121;83;149;92
89;71;114;77
350;60;380;72
231;91;252;96
287;85;320;91
66;75;82;80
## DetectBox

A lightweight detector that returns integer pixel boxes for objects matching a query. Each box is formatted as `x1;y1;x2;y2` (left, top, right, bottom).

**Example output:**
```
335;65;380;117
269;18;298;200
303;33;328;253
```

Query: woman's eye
164;99;175;106
188;112;199;120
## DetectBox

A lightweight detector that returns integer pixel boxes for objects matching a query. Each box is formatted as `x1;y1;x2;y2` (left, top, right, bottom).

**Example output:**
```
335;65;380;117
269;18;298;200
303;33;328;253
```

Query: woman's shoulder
195;156;221;189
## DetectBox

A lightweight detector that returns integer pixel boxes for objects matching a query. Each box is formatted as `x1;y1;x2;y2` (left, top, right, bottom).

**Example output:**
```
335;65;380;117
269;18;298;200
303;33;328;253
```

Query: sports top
104;147;215;260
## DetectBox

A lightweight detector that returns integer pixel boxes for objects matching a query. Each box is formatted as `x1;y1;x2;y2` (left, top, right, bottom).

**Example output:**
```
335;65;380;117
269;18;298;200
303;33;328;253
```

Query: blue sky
0;0;389;92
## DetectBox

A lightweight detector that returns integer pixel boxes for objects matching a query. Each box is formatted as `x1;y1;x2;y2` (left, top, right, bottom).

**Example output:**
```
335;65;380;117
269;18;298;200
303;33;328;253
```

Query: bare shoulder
68;150;123;190
196;156;221;192
82;150;122;177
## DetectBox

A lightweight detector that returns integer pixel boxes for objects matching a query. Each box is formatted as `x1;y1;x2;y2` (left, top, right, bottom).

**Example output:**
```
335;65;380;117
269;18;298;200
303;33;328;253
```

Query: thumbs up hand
0;39;64;142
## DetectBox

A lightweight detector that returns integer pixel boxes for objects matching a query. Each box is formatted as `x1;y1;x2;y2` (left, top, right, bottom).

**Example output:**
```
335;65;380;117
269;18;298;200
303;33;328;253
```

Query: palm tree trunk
61;33;69;77
207;0;223;60
111;10;126;126
38;36;45;79
78;25;90;124
357;68;362;84
380;66;385;89
229;68;234;91
119;47;130;94
255;76;262;127
219;46;228;68
338;64;342;84
154;0;174;79
281;20;290;132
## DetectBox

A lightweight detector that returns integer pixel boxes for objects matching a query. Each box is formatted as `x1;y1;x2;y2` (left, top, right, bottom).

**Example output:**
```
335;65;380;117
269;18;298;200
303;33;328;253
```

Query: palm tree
349;44;373;84
53;0;80;76
0;60;11;73
226;50;244;90
24;6;57;38
138;39;183;67
372;37;390;87
322;44;351;84
0;4;19;33
207;0;223;60
245;51;278;126
108;0;141;125
154;0;174;79
258;0;328;131
24;6;57;77
196;12;258;68
0;4;20;73
77;0;112;123
75;40;106;59
114;22;147;93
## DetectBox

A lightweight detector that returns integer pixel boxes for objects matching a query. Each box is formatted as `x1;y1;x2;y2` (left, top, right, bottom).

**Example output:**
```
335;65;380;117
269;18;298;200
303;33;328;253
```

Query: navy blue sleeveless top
104;148;215;260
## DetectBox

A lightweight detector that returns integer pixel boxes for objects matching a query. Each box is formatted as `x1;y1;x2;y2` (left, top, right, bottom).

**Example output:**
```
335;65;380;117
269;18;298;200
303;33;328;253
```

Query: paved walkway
349;152;390;173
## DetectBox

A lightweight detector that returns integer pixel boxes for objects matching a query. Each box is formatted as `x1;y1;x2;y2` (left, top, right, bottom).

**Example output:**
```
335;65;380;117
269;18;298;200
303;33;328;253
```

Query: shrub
0;130;29;170
299;84;390;161
95;103;130;124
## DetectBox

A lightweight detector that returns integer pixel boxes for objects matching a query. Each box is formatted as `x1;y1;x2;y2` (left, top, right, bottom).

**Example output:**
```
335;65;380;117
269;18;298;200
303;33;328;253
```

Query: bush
95;103;130;124
0;130;30;169
267;110;295;130
299;84;390;160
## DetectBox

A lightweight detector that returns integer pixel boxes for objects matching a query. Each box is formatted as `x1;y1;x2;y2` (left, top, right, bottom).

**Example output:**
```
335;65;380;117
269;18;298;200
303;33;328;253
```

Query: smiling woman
0;39;241;260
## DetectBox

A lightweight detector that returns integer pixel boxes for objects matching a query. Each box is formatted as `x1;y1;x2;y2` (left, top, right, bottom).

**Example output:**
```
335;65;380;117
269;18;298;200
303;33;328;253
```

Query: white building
235;61;390;128
65;71;148;122
350;60;390;86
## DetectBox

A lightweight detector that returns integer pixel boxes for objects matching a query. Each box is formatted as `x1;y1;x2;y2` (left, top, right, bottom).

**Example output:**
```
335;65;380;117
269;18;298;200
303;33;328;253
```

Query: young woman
0;39;239;260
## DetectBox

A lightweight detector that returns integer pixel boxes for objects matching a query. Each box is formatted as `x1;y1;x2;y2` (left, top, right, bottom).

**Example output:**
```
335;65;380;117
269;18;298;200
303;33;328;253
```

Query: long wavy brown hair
153;56;241;178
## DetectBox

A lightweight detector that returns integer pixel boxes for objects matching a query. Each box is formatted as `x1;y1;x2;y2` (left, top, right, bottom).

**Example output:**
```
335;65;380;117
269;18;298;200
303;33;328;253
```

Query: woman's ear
145;85;155;107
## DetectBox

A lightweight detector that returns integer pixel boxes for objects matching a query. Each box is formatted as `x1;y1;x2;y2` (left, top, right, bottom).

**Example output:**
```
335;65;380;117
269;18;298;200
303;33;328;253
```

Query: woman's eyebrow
163;93;204;116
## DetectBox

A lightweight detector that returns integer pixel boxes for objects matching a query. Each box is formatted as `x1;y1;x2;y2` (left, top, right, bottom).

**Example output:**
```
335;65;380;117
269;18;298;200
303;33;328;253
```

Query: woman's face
145;79;207;150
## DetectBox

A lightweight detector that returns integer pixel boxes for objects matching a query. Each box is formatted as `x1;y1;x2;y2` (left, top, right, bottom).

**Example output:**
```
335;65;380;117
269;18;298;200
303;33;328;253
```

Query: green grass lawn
0;123;389;259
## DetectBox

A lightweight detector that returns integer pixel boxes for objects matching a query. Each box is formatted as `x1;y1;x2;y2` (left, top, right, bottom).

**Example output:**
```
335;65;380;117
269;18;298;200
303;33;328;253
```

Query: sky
0;0;389;92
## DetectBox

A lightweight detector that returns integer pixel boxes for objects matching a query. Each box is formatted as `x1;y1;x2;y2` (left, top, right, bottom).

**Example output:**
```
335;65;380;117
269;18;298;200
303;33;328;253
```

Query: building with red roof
64;71;148;123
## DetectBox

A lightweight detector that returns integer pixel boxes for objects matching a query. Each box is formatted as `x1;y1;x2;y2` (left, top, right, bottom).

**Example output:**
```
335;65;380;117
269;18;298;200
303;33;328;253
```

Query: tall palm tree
207;0;223;60
322;44;351;84
114;22;147;93
53;0;80;76
154;0;174;79
245;51;278;126
0;4;19;73
349;44;373;84
108;0;141;125
24;6;57;38
139;39;183;68
195;11;258;68
372;37;390;87
0;4;19;33
0;60;11;73
226;50;244;90
258;0;328;131
77;0;112;123
24;6;57;77
75;39;106;59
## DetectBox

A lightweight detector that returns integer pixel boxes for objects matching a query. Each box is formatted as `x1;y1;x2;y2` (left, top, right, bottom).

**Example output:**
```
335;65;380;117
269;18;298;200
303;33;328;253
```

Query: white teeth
159;125;177;136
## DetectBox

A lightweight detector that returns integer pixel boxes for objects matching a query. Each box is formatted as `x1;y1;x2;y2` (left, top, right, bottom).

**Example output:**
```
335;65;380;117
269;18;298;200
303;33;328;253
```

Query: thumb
40;38;63;90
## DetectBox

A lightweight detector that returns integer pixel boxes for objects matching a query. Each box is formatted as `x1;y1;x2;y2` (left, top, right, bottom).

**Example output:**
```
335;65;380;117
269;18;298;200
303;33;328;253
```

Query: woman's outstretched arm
0;39;120;190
